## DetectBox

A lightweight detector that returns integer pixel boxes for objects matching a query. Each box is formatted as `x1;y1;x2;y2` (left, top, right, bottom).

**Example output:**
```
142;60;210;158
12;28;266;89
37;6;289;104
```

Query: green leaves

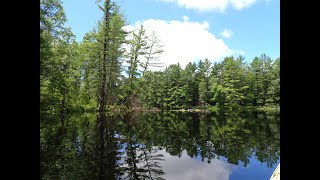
40;0;279;112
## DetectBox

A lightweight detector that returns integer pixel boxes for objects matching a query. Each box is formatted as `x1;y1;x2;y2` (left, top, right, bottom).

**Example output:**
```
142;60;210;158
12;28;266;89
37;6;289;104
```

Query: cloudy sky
61;0;279;68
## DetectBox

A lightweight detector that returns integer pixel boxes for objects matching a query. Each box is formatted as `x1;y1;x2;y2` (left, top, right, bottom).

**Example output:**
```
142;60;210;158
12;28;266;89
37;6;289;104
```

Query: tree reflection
40;110;279;179
97;112;121;179
40;112;122;180
119;112;166;179
132;111;280;168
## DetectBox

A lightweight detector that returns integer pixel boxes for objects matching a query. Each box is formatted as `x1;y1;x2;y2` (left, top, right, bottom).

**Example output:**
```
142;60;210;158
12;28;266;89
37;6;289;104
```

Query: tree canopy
40;0;280;114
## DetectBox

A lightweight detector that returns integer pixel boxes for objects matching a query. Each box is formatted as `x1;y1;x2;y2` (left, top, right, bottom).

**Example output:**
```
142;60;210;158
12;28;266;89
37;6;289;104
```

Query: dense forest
40;0;280;114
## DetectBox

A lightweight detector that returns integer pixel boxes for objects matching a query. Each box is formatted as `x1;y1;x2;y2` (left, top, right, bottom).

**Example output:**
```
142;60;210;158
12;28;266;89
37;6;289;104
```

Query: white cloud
157;0;258;12
230;0;257;10
220;29;233;39
182;15;189;21
160;0;229;12
124;17;243;70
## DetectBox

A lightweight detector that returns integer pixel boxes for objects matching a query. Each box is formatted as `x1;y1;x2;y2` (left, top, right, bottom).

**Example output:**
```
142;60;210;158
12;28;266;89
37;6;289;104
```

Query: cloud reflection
159;149;233;180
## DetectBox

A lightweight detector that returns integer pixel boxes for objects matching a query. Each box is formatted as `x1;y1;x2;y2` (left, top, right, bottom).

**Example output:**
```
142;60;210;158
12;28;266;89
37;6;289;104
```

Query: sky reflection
159;149;234;180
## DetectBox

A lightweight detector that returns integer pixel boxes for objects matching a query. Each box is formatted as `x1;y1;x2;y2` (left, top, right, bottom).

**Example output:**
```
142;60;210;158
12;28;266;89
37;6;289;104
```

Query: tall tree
268;58;280;106
249;54;273;106
197;59;212;106
40;0;68;80
78;30;101;109
181;62;198;107
96;0;112;112
105;6;127;106
40;0;81;113
165;63;186;109
124;25;149;108
211;56;247;111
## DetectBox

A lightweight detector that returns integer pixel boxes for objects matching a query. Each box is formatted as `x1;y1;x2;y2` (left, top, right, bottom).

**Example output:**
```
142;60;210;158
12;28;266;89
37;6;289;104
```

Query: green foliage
210;56;246;111
248;54;275;106
40;1;280;178
40;0;80;113
40;0;279;113
129;54;279;111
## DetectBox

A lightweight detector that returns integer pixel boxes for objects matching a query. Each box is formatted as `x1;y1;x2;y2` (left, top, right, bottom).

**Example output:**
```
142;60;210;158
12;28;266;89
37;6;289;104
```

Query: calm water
40;111;280;180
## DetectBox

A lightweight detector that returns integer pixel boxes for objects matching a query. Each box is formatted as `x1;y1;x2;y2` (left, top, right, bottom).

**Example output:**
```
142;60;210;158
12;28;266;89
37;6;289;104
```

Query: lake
40;110;280;180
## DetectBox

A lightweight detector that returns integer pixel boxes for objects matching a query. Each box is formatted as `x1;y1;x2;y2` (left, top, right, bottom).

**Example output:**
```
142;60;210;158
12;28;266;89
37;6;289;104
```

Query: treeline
140;55;280;111
40;0;279;113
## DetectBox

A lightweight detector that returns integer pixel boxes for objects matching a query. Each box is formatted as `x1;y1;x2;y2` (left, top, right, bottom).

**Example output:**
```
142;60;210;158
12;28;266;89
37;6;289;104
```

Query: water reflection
160;149;232;180
118;112;166;179
40;110;279;180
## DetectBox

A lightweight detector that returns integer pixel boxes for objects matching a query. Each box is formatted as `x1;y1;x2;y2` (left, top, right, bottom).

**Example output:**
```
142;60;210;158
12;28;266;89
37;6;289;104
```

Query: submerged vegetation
40;0;279;114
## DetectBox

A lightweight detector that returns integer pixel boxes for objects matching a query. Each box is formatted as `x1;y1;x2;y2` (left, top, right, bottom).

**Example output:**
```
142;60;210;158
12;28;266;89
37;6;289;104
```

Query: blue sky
61;0;279;68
